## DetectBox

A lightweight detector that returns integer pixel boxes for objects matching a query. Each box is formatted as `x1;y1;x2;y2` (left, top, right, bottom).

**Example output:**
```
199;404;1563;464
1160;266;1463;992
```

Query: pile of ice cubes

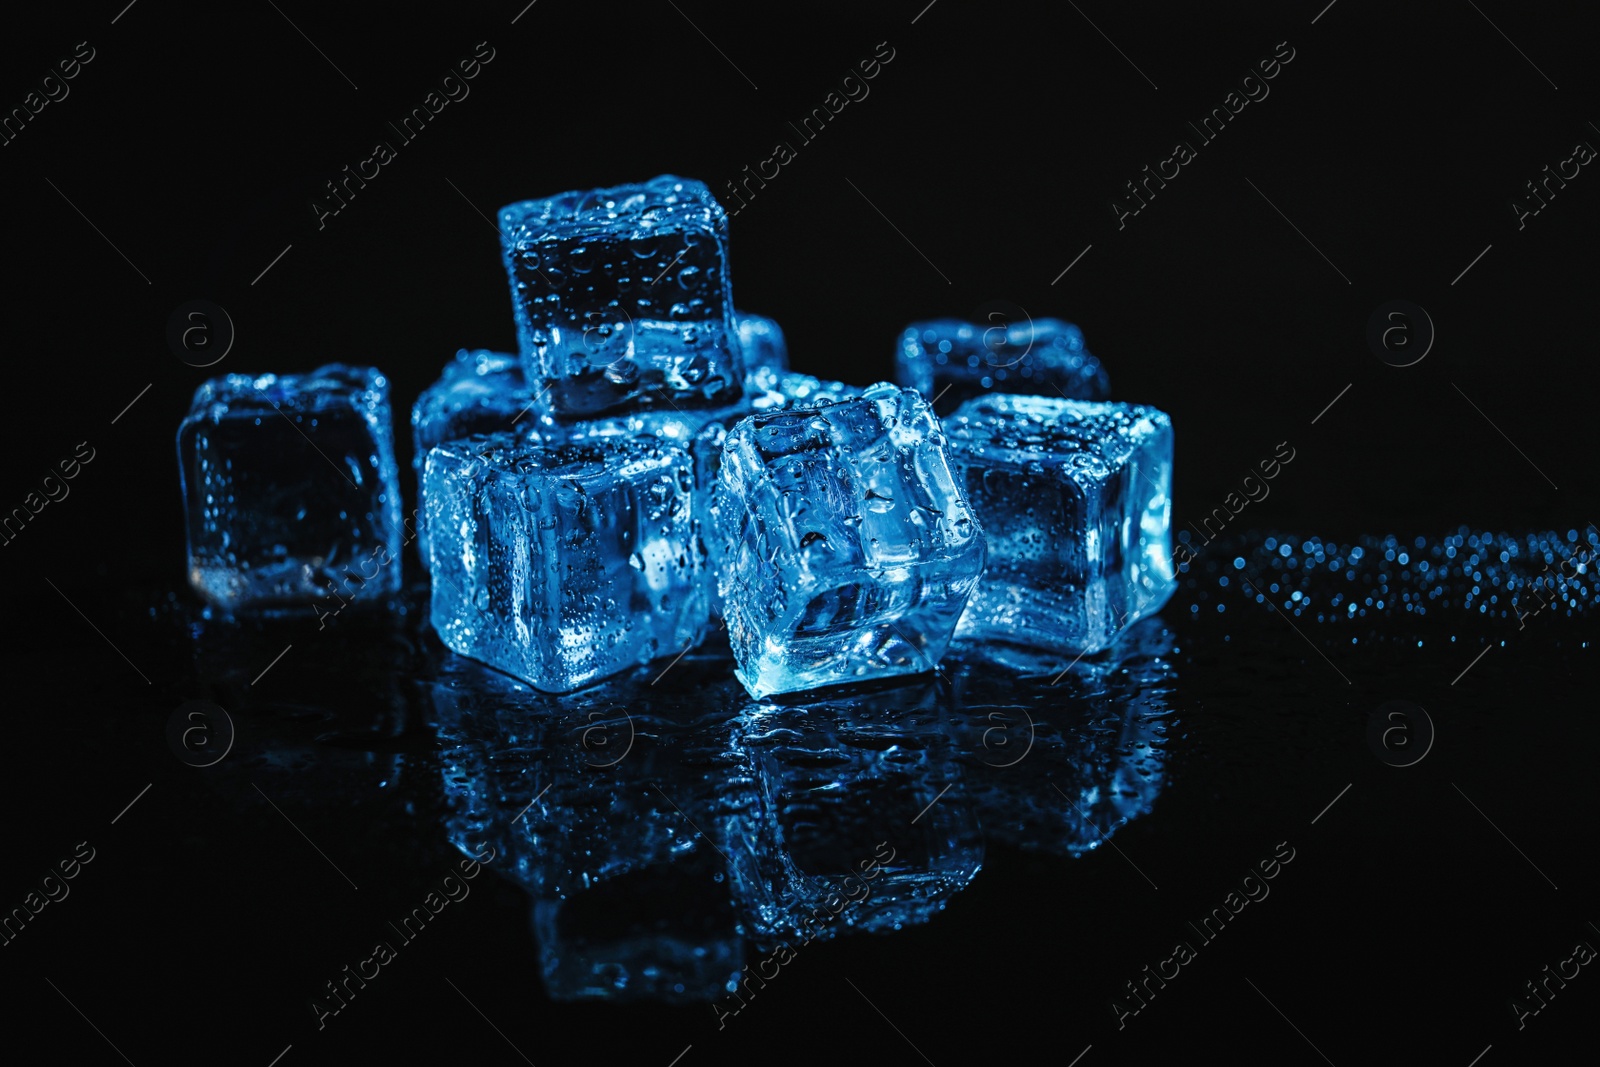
176;175;1175;699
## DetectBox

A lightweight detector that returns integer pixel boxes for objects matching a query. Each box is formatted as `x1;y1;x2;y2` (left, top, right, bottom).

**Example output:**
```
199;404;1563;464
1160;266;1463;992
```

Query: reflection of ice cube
724;681;982;944
499;175;743;419
947;618;1174;857
736;310;788;372
188;610;420;797
947;394;1174;656
410;349;540;567
177;364;402;614
895;317;1109;414
433;654;752;1002
532;858;744;1004
713;384;986;697
425;431;709;692
428;618;1179;1003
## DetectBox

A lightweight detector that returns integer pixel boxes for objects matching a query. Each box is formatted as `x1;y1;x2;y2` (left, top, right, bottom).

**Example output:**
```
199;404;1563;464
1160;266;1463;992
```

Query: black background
3;2;1597;1064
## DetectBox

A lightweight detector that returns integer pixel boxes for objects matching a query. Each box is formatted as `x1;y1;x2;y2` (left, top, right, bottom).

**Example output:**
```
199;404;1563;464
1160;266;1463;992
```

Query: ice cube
499;175;743;420
547;410;726;598
735;310;787;372
411;349;542;567
712;383;985;698
712;373;855;618
177;364;402;614
896;317;1110;414
425;431;709;692
945;394;1174;655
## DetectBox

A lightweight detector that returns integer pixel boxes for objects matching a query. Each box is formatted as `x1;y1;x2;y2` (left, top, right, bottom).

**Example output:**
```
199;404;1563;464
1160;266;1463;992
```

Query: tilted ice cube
712;383;985;698
499;175;743;420
177;364;402;614
425;431;709;692
945;395;1174;655
735;310;788;372
724;683;981;946
411;349;541;567
896;317;1110;415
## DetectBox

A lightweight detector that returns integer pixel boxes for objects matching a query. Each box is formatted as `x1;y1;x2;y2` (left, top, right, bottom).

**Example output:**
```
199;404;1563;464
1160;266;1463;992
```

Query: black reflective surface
9;538;1596;1063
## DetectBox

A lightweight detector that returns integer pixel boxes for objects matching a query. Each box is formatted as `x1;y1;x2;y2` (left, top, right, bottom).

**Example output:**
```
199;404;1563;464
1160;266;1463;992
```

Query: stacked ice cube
176;173;1175;698
499;176;745;419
